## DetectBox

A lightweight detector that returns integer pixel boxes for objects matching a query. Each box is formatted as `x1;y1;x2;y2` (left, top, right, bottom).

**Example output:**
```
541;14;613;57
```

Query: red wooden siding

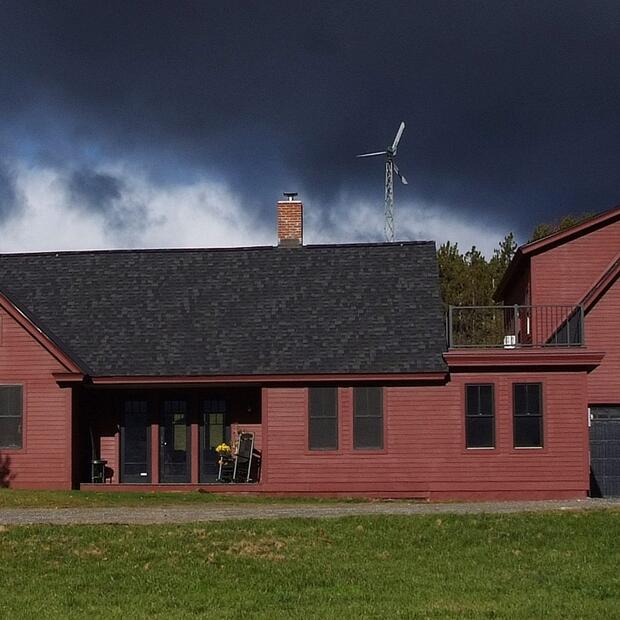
527;219;620;404
530;219;620;307
0;307;72;489
261;373;589;500
230;423;262;451
100;434;120;483
583;277;620;403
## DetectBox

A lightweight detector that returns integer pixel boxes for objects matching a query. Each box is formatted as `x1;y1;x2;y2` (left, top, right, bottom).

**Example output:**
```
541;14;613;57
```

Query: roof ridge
520;203;620;253
0;240;435;258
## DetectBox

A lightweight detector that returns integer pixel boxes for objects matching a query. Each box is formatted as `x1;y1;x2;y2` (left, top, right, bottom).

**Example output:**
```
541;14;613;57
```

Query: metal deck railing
447;304;584;349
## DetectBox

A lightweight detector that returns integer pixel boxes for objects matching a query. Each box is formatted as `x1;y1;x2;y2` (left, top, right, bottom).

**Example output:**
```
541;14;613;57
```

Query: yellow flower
215;443;232;455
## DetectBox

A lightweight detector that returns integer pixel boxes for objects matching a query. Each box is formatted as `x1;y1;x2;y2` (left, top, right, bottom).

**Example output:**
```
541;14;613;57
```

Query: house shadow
0;452;14;488
589;468;602;498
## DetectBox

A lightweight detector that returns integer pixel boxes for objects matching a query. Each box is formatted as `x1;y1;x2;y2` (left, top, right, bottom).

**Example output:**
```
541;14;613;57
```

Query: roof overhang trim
444;349;604;371
89;371;448;386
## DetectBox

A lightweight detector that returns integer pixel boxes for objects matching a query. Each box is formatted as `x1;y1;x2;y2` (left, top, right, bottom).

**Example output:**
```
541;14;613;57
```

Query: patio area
76;385;263;486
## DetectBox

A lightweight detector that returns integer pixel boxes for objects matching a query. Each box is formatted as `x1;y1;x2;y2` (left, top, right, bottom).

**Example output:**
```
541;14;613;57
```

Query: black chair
233;433;261;483
91;459;107;484
217;455;235;483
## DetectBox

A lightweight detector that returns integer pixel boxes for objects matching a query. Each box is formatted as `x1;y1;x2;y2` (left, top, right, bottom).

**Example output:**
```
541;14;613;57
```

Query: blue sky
1;1;620;254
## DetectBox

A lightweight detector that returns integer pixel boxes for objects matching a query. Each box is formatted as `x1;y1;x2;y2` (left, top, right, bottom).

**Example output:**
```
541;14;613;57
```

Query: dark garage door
590;406;620;497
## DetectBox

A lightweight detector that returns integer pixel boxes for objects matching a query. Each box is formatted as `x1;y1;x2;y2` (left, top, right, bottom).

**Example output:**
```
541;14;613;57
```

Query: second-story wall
530;219;620;307
527;218;620;404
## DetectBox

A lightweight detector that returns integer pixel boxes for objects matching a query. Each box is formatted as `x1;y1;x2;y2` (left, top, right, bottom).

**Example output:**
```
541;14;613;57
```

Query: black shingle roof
0;242;447;376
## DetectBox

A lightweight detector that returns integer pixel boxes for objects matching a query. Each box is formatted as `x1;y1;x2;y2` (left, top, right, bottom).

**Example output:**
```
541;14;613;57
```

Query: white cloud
305;192;510;256
0;160;508;255
2;161;274;252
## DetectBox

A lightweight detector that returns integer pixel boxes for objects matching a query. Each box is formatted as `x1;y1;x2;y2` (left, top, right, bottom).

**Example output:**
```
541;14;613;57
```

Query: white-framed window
0;386;23;449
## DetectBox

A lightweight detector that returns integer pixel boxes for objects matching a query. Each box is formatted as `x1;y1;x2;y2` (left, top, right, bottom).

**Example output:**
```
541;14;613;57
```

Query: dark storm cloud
1;1;620;239
68;169;122;213
67;168;148;231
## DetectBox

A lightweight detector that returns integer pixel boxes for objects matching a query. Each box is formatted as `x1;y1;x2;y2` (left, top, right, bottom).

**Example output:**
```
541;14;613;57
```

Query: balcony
447;304;584;349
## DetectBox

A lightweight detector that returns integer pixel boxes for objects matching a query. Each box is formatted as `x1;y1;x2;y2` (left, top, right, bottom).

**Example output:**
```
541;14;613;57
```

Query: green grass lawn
0;488;362;508
0;512;618;619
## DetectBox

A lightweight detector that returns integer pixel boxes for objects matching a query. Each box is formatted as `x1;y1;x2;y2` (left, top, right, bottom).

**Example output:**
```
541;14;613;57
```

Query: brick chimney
277;192;303;247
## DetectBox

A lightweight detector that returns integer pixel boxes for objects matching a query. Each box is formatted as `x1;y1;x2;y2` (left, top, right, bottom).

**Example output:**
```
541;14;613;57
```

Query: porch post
261;387;268;484
150;423;159;484
191;422;200;483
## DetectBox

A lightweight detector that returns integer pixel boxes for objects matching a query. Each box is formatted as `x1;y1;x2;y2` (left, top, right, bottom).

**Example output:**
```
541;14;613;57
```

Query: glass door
200;399;229;482
160;400;190;483
121;400;151;483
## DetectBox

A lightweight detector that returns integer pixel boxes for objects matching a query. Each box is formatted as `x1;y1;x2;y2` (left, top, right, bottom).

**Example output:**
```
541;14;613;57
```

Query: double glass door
121;397;227;484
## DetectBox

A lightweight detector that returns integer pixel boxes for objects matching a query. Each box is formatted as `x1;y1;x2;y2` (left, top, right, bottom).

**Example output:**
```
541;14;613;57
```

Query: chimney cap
282;191;299;201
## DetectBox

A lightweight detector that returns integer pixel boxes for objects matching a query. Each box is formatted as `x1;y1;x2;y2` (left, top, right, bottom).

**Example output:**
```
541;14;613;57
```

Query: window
354;387;383;449
204;399;227;452
465;384;495;448
308;387;338;450
513;383;543;448
0;386;23;449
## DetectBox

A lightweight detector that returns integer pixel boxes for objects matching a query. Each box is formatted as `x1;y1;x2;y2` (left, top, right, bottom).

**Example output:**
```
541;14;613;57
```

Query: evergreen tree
436;241;467;308
437;232;517;346
489;232;517;291
437;233;516;308
530;213;594;241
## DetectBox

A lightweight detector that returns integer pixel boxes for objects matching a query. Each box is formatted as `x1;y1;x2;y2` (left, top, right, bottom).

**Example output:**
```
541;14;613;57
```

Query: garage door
590;406;620;497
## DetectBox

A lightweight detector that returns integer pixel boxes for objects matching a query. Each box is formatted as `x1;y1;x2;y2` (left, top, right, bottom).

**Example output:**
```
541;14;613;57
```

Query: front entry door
121;400;151;483
160;400;190;483
200;398;229;482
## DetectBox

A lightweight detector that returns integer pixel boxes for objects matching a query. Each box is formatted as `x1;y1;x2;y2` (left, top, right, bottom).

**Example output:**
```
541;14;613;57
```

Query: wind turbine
357;122;408;242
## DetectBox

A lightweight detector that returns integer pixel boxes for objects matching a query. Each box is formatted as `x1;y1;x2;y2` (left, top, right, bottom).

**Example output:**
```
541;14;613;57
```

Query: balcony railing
447;304;585;349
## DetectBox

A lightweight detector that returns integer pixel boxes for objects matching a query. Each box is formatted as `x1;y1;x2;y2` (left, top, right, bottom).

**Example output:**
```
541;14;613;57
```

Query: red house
0;196;617;499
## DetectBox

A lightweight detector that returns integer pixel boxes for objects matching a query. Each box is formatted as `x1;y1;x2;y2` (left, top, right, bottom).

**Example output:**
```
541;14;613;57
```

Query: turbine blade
393;163;408;185
391;121;405;153
356;151;388;158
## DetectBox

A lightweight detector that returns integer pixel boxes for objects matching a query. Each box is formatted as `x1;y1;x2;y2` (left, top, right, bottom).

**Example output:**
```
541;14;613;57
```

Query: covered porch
74;385;263;488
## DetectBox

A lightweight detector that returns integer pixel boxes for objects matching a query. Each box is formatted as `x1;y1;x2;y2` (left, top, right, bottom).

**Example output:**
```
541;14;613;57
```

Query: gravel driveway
0;498;618;526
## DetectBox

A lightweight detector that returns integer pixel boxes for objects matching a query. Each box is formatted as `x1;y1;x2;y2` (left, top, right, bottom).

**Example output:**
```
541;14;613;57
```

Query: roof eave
0;290;87;375
89;371;448;386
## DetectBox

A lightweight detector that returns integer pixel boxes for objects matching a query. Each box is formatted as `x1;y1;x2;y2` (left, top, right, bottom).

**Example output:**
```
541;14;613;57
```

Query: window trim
512;382;544;449
308;387;339;452
0;384;24;451
464;383;496;450
353;386;384;451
